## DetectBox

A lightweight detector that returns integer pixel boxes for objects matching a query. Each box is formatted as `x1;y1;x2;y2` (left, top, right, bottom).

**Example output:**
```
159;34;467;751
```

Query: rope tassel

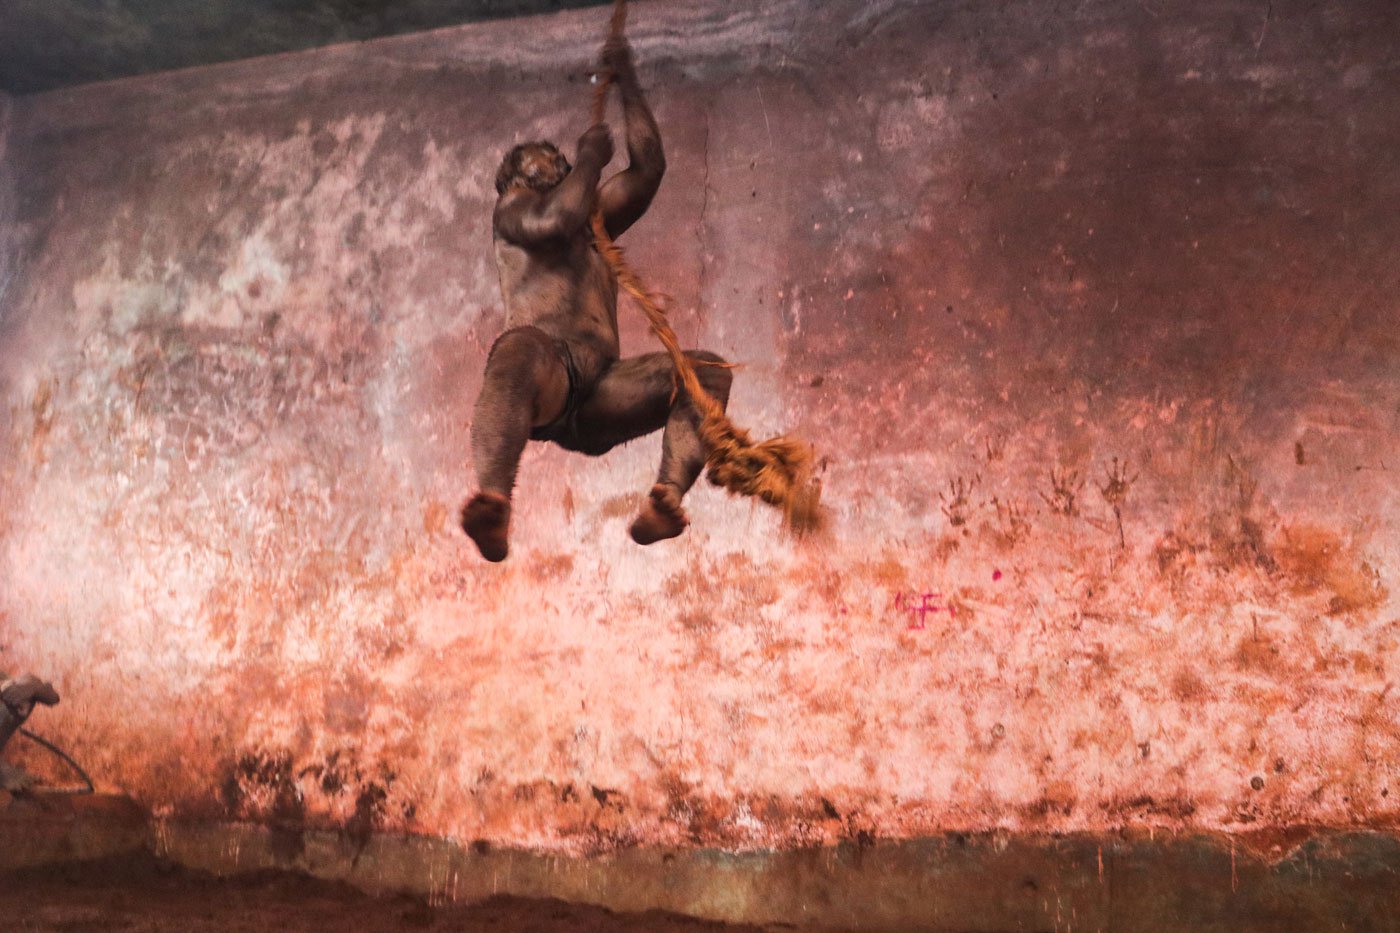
589;0;824;534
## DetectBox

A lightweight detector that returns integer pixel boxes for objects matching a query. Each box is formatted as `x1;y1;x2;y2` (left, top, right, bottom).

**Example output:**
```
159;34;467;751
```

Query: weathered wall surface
0;90;14;342
1;0;1397;853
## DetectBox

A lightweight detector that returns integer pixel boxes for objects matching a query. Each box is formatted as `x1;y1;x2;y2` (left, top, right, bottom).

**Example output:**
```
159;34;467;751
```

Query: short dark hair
495;141;572;195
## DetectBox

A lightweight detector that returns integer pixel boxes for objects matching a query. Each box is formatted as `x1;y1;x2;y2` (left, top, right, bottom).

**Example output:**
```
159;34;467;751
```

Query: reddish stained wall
0;0;1398;852
0;90;13;335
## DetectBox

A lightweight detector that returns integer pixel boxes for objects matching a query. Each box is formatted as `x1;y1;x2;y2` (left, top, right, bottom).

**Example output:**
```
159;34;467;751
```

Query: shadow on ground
3;853;857;933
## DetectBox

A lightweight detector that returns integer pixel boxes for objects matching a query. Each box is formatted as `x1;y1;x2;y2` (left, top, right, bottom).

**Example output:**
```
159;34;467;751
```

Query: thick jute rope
588;0;823;534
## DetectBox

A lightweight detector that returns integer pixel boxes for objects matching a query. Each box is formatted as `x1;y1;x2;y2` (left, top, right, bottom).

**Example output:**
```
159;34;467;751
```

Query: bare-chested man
461;39;732;562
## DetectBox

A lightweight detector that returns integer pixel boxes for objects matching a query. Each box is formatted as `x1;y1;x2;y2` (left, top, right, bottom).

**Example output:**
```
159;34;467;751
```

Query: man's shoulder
492;189;533;222
494;189;569;250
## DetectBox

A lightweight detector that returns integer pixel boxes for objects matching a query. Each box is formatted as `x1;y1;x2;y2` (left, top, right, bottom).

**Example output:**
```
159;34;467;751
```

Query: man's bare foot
629;483;689;545
461;491;511;562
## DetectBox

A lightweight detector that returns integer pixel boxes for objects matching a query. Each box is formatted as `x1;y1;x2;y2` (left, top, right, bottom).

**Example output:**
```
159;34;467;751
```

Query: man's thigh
560;352;677;455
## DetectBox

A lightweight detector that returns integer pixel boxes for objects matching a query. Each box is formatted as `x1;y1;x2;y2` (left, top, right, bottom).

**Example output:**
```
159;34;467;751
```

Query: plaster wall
0;0;1397;853
0;89;15;340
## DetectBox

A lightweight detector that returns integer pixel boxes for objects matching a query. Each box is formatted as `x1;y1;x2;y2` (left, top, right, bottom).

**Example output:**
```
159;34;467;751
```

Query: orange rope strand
588;0;823;533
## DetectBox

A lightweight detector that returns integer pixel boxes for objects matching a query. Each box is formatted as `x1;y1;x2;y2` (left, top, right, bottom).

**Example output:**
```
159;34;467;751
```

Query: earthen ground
3;855;854;933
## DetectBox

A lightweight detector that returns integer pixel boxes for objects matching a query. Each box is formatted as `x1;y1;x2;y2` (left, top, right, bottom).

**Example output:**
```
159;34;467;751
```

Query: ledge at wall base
0;792;146;871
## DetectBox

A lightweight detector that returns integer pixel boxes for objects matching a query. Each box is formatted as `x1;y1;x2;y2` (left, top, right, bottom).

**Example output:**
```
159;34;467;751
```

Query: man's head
495;141;572;195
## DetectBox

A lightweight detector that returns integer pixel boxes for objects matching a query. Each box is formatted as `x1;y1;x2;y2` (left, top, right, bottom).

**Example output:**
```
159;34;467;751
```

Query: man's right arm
597;39;666;240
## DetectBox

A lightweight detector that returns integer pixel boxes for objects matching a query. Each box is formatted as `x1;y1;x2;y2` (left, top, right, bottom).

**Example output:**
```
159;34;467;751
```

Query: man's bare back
461;39;733;562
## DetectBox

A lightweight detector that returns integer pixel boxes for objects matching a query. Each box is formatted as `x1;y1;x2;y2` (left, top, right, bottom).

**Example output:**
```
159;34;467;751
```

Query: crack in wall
0;91;20;333
694;100;713;337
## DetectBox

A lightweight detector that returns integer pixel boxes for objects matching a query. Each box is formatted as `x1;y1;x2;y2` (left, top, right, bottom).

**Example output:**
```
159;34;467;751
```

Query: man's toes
653;482;683;511
629;484;689;545
461;492;511;562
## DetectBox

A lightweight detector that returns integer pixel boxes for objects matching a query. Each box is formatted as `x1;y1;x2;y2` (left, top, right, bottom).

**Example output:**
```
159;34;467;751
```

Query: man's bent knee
481;326;570;428
487;326;557;374
689;350;733;402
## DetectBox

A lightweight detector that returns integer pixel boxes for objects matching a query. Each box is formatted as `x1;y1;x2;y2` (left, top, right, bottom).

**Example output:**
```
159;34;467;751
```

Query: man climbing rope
461;36;734;562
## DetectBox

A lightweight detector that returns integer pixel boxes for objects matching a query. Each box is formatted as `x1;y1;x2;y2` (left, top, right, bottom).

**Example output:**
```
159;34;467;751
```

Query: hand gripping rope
587;0;824;534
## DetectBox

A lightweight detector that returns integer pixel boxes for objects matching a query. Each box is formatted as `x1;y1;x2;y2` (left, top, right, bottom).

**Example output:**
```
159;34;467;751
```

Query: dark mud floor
1;854;854;933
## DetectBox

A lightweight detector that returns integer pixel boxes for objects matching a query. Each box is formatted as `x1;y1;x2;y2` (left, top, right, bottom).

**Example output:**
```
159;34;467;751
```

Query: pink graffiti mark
893;592;957;630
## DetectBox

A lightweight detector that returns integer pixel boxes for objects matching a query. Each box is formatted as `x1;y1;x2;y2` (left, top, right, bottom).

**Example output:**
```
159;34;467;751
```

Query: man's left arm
598;39;666;239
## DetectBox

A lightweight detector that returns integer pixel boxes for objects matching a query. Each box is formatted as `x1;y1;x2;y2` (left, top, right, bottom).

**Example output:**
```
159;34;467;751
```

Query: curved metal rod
17;727;94;795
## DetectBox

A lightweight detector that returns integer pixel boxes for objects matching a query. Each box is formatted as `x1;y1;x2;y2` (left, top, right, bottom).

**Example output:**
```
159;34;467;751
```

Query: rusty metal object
0;672;59;756
0;673;91;795
1;672;60;794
